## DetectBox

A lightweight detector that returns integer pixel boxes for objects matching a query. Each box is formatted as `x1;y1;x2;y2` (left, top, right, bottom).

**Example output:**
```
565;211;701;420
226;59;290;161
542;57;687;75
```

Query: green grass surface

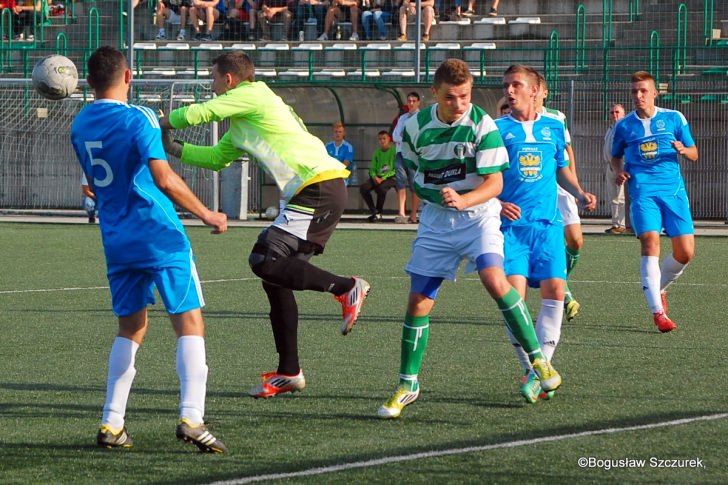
1;222;727;484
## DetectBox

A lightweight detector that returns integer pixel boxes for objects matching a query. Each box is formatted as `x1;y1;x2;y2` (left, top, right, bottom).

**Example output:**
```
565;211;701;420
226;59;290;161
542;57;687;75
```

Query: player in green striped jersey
378;58;561;419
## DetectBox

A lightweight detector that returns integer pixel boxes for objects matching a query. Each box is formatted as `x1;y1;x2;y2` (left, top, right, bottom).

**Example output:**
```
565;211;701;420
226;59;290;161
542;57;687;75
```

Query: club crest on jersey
454;143;466;159
517;148;543;181
655;119;666;131
639;138;658;160
540;126;552;140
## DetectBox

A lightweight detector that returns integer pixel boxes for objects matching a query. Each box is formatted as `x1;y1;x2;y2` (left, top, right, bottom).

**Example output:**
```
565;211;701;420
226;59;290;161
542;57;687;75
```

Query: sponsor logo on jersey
516;148;543;181
504;132;516;140
639;138;658;160
424;163;466;185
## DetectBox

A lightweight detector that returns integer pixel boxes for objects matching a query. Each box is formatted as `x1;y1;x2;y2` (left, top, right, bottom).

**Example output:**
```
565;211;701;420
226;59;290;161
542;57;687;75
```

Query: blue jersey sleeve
133;106;168;164
674;111;696;147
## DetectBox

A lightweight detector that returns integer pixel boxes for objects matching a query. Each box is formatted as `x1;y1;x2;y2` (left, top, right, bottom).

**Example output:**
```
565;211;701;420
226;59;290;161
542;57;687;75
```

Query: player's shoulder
542;106;566;121
128;104;162;129
537;112;566;130
655;106;689;124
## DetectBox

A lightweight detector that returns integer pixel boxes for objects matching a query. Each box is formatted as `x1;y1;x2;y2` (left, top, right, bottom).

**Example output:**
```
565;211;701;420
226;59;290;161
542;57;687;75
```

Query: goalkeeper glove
162;129;184;159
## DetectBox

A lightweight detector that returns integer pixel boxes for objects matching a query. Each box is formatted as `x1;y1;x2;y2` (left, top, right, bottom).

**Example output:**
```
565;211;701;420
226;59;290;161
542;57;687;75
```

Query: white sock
641;256;662;313
101;337;139;430
177;336;208;424
504;326;532;373
535;299;563;362
660;253;687;292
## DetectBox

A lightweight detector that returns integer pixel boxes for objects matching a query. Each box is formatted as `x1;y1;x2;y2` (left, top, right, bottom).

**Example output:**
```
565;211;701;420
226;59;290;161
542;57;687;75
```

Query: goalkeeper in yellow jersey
160;51;370;398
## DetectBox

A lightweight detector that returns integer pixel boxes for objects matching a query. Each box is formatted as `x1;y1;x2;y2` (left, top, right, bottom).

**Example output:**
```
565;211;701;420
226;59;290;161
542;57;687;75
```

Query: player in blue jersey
535;74;584;322
70;46;228;453
496;65;596;403
326;121;356;185
611;70;698;333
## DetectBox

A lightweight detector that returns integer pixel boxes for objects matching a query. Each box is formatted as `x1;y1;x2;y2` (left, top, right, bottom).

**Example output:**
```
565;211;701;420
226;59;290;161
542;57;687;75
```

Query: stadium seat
427;42;461;66
158;42;190;69
346;68;381;79
292;42;323;66
324;42;357;67
313;68;346;79
278;68;311;80
360;42;392;69
436;18;470;41
381;67;416;80
255;67;278;78
258;42;291;67
226;43;257;51
393;41;425;67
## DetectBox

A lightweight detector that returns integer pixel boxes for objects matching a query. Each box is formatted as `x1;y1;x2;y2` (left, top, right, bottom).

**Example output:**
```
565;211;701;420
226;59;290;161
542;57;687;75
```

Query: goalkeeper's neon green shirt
169;81;350;201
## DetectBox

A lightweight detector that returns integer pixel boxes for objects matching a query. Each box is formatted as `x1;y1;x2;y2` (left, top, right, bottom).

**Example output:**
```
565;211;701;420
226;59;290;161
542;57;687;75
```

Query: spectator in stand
488;0;499;16
325;122;356;185
258;0;293;40
155;0;191;41
227;0;257;40
10;0;47;41
361;0;390;41
190;0;224;41
296;0;329;40
317;0;360;41
360;130;397;222
392;91;421;223
454;0;475;18
398;0;433;41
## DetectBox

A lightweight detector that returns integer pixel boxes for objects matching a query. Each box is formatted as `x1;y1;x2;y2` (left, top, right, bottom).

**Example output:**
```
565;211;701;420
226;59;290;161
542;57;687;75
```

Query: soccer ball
31;55;78;100
264;206;279;220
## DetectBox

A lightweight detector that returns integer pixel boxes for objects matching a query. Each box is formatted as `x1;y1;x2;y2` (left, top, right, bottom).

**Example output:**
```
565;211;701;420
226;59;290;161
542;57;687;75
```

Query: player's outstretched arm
150;158;228;234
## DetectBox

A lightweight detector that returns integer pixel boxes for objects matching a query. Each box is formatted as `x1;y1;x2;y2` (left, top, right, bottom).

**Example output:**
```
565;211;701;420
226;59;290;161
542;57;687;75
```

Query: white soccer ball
31;55;78;100
264;206;279;220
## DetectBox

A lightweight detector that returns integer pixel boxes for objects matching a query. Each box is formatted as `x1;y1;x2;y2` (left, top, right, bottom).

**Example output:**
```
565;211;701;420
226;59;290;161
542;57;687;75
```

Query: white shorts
406;201;504;281
557;185;580;226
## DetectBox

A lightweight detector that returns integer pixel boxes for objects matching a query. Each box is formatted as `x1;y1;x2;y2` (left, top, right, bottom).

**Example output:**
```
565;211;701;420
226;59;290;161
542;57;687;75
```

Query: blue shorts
394;152;415;190
503;220;566;288
629;186;694;237
107;250;204;317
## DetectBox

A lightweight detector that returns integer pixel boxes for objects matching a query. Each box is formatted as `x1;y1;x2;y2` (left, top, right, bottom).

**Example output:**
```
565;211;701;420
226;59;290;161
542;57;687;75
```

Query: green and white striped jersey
401;103;508;210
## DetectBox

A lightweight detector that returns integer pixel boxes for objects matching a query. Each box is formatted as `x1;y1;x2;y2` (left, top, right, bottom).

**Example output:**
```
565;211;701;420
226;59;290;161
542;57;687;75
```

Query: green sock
565;247;580;303
566;247;580;277
564;281;573;304
496;288;544;362
399;314;430;392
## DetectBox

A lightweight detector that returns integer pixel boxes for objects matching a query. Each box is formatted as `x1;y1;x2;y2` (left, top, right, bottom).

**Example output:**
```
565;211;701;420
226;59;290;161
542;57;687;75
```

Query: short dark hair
433;58;472;88
87;46;127;92
212;51;255;83
406;91;420;100
378;130;390;137
504;64;540;88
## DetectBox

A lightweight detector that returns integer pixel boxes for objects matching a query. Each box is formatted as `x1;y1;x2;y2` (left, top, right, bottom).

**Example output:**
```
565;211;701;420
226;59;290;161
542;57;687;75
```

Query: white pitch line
0;278;258;295
2;276;727;296
208;413;728;485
